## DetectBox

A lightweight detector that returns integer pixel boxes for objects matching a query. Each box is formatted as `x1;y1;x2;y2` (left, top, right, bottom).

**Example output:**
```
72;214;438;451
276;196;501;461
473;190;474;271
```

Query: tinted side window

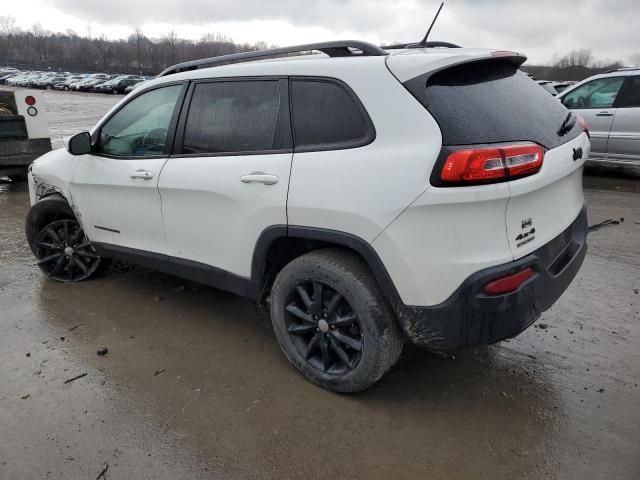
562;77;625;109
290;79;374;150
182;81;284;154
97;84;182;157
615;76;640;108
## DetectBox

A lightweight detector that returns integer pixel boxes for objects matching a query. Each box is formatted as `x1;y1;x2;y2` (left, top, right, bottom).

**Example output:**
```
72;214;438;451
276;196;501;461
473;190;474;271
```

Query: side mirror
67;131;92;155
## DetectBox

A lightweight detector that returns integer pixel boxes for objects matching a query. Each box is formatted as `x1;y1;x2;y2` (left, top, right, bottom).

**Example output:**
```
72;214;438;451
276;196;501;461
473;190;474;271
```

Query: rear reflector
441;143;544;184
483;267;535;295
25;95;36;106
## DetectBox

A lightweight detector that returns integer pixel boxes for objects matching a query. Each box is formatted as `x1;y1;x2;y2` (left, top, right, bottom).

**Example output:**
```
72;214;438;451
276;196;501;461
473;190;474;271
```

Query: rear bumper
395;205;588;350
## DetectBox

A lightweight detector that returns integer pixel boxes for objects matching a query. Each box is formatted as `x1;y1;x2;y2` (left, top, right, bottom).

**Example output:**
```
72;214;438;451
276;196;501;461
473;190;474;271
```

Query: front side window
562;77;625;109
182;81;284;154
290;79;374;150
615;76;640;108
96;84;182;157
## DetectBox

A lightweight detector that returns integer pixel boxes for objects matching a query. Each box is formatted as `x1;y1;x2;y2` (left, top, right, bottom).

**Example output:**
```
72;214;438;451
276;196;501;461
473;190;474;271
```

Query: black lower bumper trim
395;205;588;350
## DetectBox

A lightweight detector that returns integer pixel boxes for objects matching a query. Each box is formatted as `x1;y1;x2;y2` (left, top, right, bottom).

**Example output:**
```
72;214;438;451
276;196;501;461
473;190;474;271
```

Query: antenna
417;2;445;47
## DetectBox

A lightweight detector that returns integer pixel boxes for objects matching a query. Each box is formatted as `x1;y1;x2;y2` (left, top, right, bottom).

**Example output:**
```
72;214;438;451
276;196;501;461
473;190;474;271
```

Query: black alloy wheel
284;280;363;374
34;219;101;282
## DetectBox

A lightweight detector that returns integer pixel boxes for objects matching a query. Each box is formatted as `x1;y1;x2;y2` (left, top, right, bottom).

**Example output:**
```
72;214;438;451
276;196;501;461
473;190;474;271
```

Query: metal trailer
0;89;52;181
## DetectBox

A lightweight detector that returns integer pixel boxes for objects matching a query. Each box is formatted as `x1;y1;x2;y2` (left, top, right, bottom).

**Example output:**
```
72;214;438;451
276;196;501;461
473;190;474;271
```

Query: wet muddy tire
26;195;109;282
270;248;403;393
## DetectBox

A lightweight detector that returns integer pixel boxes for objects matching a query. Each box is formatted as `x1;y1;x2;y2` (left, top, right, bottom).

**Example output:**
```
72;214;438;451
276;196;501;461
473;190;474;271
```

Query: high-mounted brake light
483;267;535;295
577;115;590;139
25;95;36;106
441;143;544;184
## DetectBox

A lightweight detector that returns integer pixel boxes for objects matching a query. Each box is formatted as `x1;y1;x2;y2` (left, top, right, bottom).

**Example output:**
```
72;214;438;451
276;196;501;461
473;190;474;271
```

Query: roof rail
159;40;388;77
604;66;640;73
382;41;461;50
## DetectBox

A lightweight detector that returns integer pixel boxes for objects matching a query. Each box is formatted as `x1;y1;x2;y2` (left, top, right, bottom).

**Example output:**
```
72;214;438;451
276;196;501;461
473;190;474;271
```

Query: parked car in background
558;67;640;170
39;75;69;89
82;79;108;92
95;77;143;94
124;80;147;93
53;75;85;91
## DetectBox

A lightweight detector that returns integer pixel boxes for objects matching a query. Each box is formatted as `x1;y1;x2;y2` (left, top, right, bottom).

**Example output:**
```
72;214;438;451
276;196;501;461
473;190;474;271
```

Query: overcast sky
2;0;638;64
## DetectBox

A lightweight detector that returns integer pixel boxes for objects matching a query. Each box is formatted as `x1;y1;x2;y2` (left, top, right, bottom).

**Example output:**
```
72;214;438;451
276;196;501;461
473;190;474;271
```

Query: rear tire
270;249;404;393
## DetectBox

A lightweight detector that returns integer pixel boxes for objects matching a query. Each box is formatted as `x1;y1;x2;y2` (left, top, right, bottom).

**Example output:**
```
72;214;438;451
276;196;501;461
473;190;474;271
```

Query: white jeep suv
25;41;590;392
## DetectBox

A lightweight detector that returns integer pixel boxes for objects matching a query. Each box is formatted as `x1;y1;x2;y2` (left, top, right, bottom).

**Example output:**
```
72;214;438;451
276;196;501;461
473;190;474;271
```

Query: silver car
557;68;640;170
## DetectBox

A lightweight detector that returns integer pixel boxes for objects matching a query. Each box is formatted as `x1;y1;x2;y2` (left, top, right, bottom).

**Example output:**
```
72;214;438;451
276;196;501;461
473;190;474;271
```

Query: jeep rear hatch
389;52;588;260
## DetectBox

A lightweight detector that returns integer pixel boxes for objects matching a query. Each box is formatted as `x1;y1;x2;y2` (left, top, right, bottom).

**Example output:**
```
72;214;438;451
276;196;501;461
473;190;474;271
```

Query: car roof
142;45;522;90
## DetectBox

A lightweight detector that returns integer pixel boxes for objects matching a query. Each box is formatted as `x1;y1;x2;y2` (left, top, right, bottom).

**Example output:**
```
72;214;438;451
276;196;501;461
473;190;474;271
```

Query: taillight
440;143;544;185
577;115;590;138
25;95;36;106
483;267;535;295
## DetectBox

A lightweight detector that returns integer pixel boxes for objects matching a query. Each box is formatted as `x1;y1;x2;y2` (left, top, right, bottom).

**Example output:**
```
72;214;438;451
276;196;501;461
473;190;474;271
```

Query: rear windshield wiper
557;112;577;136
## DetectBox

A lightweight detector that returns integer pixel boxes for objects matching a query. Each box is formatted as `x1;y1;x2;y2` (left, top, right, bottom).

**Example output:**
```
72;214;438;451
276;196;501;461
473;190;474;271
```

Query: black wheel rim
34;219;100;282
284;280;363;375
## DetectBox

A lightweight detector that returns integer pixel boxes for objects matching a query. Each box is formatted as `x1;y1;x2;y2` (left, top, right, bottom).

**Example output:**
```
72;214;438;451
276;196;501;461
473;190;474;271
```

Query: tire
26;195;110;282
112;88;118;95
270;248;404;393
63;86;69;91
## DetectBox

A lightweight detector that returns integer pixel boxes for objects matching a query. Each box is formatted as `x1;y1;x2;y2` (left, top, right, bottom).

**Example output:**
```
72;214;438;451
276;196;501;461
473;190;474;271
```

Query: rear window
182;81;284;154
404;60;581;149
290;79;374;151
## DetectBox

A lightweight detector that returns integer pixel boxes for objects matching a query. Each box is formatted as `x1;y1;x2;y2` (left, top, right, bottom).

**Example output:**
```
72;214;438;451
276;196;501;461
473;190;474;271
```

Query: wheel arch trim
251;225;402;307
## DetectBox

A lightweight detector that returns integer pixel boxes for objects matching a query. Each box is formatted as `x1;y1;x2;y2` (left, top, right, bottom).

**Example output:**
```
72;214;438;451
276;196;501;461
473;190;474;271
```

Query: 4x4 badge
573;147;583;161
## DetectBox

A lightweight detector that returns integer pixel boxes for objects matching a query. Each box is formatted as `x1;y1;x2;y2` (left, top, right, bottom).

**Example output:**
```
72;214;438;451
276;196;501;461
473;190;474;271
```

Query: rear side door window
181;80;289;154
290;79;375;151
614;76;640;108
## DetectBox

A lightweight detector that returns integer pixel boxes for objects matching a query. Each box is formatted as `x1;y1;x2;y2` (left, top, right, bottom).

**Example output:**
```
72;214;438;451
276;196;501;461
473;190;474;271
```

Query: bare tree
629;53;640;67
31;23;49;61
0;15;18;62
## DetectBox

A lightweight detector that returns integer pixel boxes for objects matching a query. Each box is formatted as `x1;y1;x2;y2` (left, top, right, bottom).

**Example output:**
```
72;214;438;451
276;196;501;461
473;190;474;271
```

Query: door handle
240;172;279;185
596;111;614;117
130;170;154;180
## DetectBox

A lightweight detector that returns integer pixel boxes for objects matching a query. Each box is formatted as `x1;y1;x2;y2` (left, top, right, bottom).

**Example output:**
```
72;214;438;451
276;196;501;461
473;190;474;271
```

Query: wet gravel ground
1;88;639;479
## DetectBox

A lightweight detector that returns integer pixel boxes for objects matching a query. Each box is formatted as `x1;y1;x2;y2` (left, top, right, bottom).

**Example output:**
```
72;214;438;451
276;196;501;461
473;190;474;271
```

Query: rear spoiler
386;50;527;84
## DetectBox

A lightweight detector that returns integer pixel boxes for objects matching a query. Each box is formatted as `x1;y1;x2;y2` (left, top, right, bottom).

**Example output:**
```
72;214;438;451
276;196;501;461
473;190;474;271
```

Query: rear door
607;76;640;164
158;78;292;278
70;83;185;252
560;76;626;157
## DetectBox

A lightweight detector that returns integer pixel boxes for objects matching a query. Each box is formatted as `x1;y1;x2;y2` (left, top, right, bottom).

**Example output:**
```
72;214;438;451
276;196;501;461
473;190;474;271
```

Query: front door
561;76;626;157
158;78;292;279
70;83;185;253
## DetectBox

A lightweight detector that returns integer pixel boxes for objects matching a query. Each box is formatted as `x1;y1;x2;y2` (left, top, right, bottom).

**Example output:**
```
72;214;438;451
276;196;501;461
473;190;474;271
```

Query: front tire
33;218;102;282
270;249;403;393
26;197;108;282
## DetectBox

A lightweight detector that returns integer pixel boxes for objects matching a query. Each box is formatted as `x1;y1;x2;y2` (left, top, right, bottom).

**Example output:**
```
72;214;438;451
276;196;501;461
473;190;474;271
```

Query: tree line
0;16;275;75
1;15;639;79
522;49;640;81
